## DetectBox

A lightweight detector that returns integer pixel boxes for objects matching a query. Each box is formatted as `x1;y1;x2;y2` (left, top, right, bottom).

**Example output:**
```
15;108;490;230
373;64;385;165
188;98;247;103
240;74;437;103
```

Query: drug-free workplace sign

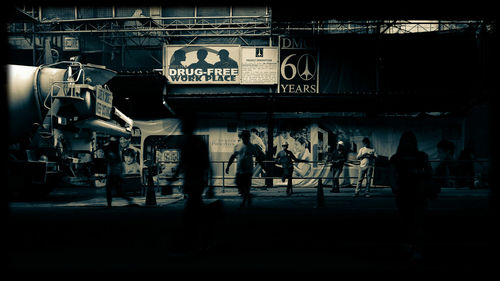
164;45;241;84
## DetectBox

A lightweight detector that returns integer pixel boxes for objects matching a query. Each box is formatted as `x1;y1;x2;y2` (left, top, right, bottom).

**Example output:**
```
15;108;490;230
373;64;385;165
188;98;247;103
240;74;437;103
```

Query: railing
146;158;489;193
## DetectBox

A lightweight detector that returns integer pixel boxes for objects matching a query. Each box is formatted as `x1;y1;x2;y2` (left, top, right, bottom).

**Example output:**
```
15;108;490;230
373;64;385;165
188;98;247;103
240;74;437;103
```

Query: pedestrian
354;137;377;197
168;115;218;252
435;139;456;188
389;131;434;261
275;141;306;195
330;140;347;193
226;130;265;207
456;141;476;189
103;136;135;208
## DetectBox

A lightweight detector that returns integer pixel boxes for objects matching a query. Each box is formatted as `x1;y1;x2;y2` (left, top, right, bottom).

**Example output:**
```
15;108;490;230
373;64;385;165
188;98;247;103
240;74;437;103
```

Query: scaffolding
273;19;494;35
7;6;494;70
8;7;272;47
9;7;493;42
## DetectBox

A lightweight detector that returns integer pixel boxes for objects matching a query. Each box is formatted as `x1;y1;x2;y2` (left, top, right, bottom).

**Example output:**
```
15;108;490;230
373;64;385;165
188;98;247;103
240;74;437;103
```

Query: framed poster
163;45;240;84
240;46;278;85
63;36;79;51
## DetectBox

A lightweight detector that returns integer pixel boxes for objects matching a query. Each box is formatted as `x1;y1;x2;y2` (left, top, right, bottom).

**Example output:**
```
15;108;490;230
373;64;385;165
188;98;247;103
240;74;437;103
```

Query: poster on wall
133;119;331;188
119;135;141;175
240;46;278;85
278;36;319;93
163;45;240;84
212;120;326;187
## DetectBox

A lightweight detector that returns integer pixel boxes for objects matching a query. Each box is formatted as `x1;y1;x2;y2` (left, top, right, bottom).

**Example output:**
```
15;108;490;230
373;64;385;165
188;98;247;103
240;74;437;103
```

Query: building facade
7;5;495;188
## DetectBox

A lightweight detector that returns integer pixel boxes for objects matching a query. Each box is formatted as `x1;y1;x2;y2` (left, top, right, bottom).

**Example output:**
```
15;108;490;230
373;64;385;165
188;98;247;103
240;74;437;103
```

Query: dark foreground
6;187;497;274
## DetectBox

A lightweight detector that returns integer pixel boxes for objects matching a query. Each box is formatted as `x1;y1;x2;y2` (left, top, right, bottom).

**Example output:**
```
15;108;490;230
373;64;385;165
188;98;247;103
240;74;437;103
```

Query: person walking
354;137;377;197
226;130;265;207
103;137;135;208
275;141;303;195
168;115;216;252
389;131;434;261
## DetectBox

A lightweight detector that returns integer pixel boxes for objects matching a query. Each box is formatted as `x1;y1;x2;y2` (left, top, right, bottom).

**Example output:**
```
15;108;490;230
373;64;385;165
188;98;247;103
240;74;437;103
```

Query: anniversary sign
278;37;319;93
164;45;241;84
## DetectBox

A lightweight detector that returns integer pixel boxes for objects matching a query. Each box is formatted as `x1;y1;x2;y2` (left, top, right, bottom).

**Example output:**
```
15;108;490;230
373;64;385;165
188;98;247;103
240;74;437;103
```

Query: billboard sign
164;45;240;84
279;37;319;93
95;85;113;119
63;36;80;51
240;46;278;85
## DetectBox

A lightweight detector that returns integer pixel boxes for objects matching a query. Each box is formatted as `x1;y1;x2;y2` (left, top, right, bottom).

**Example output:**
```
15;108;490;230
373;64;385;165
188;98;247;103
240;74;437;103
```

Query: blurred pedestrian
435;139;456;188
354;137;377;197
226;130;265;207
389;131;434;261
275;141;307;195
103;137;135;208
456;141;476;189
168;115;218;252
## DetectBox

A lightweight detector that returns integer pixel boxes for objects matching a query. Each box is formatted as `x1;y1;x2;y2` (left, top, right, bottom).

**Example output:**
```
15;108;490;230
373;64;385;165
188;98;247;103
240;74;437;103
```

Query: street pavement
6;186;497;274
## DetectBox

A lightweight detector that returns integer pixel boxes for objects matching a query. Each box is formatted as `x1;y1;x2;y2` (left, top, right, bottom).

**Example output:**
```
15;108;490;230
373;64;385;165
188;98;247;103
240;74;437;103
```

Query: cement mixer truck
7;61;133;198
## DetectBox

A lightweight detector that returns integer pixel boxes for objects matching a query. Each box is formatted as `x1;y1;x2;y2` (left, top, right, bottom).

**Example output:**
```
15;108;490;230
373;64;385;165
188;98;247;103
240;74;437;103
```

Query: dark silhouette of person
188;49;213;71
226;130;265;207
168;115;217;252
169;49;187;69
456;141;476;189
214;49;238;68
435;139;456;188
330;140;347;193
389;131;433;261
103;137;134;208
275;141;306;196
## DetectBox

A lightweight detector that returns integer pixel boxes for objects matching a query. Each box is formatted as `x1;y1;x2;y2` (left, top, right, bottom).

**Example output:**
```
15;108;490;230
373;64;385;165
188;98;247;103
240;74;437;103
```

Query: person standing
226;130;265;207
354;137;377;197
389;131;433;261
330;140;348;193
435;139;456;188
170;116;211;211
168;115;215;252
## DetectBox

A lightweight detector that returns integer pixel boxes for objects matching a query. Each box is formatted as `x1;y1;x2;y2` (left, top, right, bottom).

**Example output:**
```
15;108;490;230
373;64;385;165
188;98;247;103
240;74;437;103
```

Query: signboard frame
95;85;113;120
240;46;279;85
278;36;320;93
163;44;241;85
63;36;80;51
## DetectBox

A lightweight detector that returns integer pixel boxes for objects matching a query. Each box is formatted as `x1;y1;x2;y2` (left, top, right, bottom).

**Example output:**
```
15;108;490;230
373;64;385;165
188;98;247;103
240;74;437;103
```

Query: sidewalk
8;186;494;273
10;185;491;209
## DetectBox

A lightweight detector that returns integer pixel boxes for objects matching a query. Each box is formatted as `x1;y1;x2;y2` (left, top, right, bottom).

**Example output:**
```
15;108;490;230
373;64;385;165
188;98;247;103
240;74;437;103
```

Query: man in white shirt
226;130;265;207
354;137;377;197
